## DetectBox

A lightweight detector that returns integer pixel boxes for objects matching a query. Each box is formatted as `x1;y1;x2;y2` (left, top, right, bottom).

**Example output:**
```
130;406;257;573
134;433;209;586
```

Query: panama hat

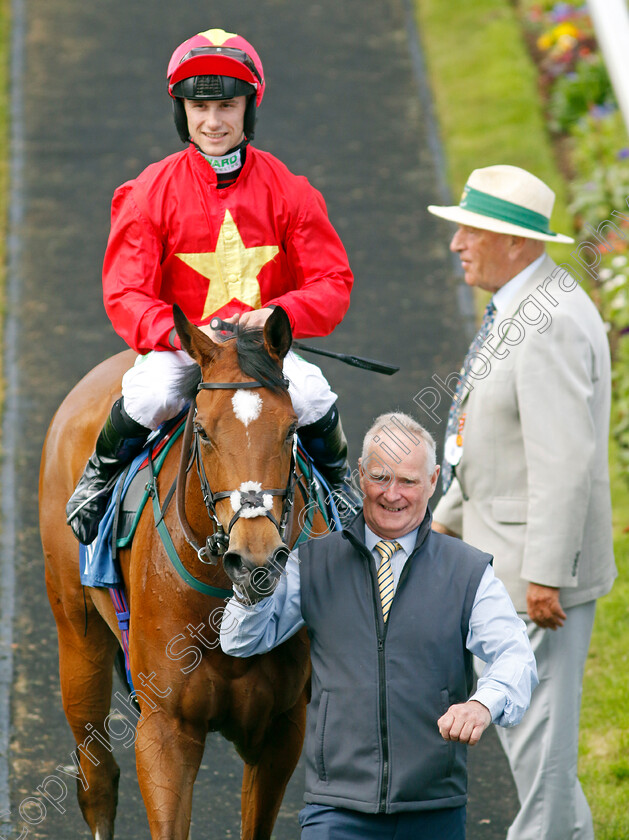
427;164;574;243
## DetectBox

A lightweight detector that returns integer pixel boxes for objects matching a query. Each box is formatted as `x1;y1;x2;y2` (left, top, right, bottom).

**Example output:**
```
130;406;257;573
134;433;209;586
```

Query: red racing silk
102;144;353;353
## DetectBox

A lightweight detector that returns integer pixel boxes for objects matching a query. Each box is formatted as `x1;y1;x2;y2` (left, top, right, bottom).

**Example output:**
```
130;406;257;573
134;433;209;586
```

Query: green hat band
460;185;555;236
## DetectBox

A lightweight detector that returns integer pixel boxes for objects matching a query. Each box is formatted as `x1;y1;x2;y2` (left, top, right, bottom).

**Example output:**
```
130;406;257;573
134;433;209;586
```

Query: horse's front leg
239;690;307;840
135;708;205;839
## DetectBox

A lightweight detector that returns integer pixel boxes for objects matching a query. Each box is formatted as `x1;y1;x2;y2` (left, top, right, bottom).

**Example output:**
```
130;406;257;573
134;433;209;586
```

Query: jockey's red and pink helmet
167;28;265;143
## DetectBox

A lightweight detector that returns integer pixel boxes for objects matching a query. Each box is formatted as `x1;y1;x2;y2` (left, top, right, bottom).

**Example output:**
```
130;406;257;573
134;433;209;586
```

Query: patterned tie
375;539;401;622
441;301;497;493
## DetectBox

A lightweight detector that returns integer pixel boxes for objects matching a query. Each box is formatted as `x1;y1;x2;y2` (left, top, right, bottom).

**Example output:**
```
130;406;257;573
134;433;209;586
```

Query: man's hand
198;322;224;341
438;700;491;746
431;521;460;538
198;308;275;342
526;582;566;629
224;308;275;330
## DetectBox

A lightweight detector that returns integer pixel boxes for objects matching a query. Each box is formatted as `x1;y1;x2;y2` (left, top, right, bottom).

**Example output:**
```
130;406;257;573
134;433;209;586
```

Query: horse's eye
194;423;211;444
286;424;297;442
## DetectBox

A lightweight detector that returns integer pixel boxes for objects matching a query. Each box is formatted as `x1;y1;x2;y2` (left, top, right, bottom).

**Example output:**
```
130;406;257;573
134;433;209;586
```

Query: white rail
587;0;629;135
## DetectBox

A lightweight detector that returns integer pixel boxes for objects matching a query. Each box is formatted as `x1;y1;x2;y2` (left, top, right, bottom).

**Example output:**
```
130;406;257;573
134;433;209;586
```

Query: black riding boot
298;403;362;526
66;398;150;545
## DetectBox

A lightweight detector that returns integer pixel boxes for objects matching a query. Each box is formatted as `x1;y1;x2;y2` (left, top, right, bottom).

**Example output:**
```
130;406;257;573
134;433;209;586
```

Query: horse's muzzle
223;545;290;603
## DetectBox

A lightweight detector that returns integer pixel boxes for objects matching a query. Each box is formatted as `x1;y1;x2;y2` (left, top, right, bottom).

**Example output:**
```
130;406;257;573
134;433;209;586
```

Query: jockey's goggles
169;46;262;92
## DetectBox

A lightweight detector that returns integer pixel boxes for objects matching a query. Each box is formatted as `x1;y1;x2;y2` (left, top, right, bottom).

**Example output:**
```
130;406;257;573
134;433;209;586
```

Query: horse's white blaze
230;481;273;518
231;390;262;427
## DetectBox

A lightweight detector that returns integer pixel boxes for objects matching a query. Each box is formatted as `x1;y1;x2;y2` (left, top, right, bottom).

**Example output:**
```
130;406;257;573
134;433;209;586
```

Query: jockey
66;28;360;545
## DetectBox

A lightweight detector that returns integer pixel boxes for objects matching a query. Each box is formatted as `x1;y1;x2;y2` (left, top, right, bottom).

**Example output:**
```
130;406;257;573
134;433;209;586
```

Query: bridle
175;377;298;566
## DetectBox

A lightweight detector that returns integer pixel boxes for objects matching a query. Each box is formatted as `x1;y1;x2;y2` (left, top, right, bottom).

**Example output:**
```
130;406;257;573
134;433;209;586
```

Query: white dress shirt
492;253;546;313
220;525;538;727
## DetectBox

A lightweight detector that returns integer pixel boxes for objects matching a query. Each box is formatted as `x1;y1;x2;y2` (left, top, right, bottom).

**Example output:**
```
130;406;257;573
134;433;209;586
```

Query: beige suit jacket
434;255;616;612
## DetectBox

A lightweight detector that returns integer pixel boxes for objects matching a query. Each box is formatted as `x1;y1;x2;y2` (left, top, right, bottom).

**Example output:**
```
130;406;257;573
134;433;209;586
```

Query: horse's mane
177;326;290;399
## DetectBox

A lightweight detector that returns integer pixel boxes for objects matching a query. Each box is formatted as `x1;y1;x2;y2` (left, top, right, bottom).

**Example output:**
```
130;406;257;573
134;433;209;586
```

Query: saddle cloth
79;416;186;588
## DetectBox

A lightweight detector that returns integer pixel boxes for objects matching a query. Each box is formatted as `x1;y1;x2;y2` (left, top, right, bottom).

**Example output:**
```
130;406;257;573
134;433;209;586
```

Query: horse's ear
173;304;219;366
263;307;292;363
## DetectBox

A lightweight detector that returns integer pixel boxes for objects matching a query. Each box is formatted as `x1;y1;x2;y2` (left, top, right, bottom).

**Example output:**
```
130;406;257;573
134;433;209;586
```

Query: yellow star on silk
176;210;279;320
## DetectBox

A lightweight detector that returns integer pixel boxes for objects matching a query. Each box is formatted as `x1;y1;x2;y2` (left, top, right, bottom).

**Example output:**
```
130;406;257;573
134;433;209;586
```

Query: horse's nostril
271;545;290;571
223;551;245;576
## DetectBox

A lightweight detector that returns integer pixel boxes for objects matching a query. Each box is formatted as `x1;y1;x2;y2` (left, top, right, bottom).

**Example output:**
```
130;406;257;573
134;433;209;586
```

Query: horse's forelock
235;328;289;394
185;326;289;394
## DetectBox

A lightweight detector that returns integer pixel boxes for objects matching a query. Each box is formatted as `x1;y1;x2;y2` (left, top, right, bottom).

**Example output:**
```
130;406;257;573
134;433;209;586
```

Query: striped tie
442;300;497;493
375;539;401;622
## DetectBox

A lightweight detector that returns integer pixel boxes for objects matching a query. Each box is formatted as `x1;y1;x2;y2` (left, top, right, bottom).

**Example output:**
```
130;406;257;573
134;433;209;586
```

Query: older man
221;412;537;840
429;165;617;840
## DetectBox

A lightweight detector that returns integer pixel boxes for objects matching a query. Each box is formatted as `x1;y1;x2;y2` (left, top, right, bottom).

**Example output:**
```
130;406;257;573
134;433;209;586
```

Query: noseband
176;378;297;565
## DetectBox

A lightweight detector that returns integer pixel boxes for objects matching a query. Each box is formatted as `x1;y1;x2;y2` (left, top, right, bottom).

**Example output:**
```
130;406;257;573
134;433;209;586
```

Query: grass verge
579;438;629;839
414;0;629;835
414;0;575;259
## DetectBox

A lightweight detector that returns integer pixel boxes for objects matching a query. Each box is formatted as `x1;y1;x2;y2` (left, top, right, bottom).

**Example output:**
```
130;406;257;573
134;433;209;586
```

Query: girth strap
110;587;134;689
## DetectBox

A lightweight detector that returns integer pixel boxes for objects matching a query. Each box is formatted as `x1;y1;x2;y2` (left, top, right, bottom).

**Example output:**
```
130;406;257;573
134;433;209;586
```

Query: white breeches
121;348;337;431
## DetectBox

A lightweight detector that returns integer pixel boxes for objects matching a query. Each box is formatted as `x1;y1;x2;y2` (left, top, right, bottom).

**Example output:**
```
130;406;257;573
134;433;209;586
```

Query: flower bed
519;0;629;483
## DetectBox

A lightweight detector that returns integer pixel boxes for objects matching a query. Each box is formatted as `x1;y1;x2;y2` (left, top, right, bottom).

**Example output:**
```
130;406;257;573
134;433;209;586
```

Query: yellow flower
554;22;581;40
537;33;553;50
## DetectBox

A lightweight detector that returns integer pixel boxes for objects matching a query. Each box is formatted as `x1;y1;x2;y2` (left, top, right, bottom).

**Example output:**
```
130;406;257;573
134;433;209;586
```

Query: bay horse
39;306;330;839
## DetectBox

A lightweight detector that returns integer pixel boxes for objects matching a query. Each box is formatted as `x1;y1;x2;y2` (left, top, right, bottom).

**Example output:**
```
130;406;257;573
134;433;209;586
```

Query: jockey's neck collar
196;139;249;188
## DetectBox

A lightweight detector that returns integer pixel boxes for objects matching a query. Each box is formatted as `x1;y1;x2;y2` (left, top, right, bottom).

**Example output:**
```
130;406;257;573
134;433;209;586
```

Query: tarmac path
1;0;518;836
